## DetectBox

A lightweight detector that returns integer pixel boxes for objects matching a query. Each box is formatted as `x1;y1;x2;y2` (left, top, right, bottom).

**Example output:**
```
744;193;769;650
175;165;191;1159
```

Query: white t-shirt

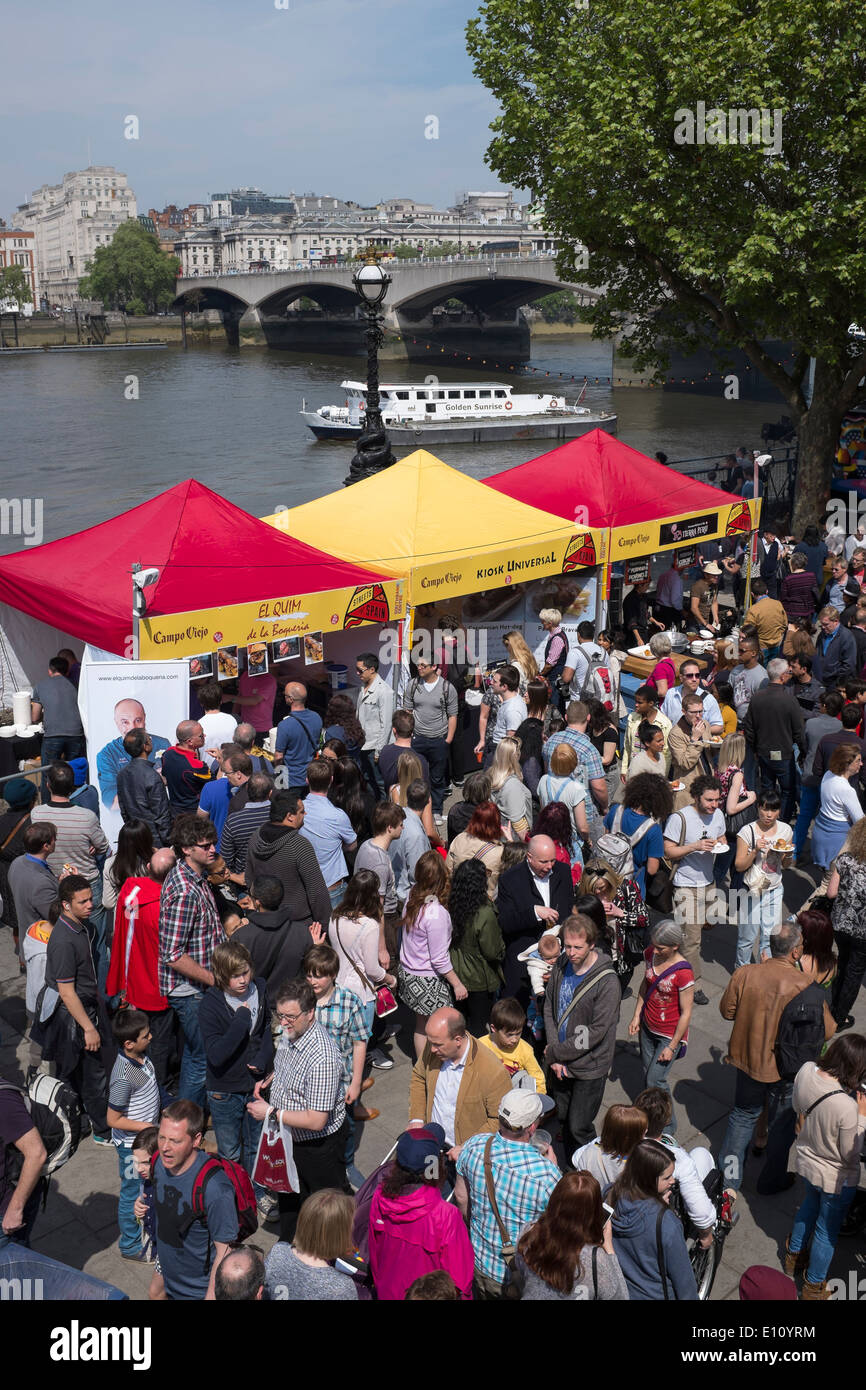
199;710;239;748
665;805;726;886
736;820;793;889
493;694;528;743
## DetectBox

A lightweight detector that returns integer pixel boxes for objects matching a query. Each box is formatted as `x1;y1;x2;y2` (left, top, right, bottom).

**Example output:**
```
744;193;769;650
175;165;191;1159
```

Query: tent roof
482;428;731;528
263;448;579;574
0;479;388;657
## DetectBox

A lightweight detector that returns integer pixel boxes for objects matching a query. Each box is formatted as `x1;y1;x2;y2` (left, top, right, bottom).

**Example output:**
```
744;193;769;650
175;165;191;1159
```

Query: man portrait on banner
96;698;171;809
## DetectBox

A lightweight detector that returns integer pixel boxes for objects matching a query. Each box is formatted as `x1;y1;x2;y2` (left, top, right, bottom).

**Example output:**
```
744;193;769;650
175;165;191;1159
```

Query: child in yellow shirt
478;997;546;1093
715;680;738;737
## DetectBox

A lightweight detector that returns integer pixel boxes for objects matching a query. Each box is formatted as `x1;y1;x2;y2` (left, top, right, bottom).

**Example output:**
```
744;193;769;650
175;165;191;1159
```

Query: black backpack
774;984;827;1082
0;1074;82;1206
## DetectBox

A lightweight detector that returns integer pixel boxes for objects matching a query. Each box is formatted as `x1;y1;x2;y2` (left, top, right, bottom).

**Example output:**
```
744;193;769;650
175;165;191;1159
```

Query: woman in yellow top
713;680;738;738
478;995;547;1093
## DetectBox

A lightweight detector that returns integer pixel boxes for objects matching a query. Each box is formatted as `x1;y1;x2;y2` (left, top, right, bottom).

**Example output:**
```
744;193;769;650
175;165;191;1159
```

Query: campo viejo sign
138;579;407;660
410;529;605;604
610;499;761;558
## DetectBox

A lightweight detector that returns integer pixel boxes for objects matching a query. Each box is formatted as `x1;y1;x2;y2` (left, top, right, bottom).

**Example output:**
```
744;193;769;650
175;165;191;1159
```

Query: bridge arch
255;282;359;316
391;274;588;322
170;285;251;315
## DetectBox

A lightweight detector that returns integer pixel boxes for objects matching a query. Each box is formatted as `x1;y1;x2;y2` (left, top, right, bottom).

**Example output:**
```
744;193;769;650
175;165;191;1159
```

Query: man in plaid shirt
455;1088;559;1299
304;942;373;1184
158;815;223;1110
247;977;347;1242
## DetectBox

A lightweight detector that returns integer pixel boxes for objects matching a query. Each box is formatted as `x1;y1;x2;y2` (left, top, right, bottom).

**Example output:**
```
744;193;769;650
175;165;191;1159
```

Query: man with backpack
152;1099;241;1301
0;1073;48;1243
561;622;612;708
405;657;458;823
540;701;609;816
717;919;835;1201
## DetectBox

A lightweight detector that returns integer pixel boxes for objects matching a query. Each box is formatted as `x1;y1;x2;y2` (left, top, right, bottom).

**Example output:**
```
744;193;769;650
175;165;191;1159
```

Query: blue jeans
328;880;346;911
170;991;207;1111
207;1090;261;1177
345;1000;376;1166
718;1069;795;1193
116;1144;142;1254
42;735;86;763
86;872;109;998
794;785;820;859
639;1024;678;1133
735;883;783;968
790;1179;856;1283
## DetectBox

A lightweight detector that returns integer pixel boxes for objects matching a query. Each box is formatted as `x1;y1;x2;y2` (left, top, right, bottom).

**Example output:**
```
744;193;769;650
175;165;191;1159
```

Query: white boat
300;379;616;443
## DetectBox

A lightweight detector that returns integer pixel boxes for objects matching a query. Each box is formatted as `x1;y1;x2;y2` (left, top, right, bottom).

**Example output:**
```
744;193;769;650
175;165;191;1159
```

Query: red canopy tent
482;429;758;557
0;479;398;660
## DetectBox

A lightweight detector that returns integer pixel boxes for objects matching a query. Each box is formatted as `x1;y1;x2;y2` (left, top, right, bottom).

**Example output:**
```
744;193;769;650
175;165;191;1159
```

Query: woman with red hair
446;800;505;899
533;801;583;886
516;1171;628;1300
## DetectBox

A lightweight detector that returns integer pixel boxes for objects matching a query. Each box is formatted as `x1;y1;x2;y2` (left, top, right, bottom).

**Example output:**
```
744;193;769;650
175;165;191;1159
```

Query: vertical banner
82;658;189;848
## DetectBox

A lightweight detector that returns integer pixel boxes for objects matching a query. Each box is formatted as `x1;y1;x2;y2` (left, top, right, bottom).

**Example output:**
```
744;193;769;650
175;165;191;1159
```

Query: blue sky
2;0;509;220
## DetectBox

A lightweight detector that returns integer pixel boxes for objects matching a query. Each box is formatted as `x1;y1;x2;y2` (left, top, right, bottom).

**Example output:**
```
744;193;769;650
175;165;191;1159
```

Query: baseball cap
395;1124;446;1173
499;1088;555;1128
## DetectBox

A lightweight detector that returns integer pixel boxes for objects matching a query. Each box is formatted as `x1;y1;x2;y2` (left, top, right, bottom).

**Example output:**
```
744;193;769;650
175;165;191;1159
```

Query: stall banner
82;656;188;848
139;579;406;660
676;545;697;567
409;528;605;606
624;557;651;585
609;498;761;559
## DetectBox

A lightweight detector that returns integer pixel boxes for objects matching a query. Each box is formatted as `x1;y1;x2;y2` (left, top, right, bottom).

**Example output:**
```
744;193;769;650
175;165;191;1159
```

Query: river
0;334;779;554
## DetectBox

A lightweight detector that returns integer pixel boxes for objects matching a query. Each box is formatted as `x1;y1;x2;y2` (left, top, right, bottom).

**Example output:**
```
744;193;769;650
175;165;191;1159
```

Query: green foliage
125;298;147;317
0;265;33;307
79;220;180;314
466;0;866;524
536;290;579;324
388;242;421;259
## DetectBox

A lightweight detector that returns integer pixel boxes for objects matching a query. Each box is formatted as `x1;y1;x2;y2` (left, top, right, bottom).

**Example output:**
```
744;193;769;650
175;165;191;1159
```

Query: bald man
408;1007;511;1158
496;835;575;1002
161;721;213;815
215;1247;265;1301
274;682;322;796
95;697;171;809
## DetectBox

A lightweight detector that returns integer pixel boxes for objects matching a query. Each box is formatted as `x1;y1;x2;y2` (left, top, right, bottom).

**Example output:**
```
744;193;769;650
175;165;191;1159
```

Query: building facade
0;228;39;309
17;166;137;306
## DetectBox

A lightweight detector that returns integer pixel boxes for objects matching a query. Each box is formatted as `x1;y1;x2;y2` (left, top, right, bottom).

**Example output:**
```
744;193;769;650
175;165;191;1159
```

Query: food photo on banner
82;655;189;844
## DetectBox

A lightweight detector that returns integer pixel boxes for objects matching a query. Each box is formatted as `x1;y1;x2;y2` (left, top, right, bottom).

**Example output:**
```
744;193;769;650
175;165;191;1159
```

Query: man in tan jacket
408;1008;511;1159
717;919;835;1199
743;579;789;660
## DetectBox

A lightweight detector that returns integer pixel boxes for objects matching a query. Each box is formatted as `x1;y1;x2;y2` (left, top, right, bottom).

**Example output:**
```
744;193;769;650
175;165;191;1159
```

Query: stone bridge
172;255;600;362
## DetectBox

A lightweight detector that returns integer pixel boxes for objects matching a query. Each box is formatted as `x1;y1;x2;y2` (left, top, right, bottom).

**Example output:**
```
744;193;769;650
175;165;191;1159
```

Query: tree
536;290;579;325
79;220;180;315
467;0;866;530
0;265;32;309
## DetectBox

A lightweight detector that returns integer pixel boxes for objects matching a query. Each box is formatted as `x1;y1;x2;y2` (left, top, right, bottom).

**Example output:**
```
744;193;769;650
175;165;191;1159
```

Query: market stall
262;448;606;680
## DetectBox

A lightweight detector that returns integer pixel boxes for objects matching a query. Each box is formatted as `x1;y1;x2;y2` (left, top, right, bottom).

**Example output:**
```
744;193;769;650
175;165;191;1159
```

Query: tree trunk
790;357;846;535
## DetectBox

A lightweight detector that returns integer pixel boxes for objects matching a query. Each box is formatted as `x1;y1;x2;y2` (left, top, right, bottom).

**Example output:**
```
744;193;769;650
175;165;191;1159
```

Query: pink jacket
368;1182;474;1300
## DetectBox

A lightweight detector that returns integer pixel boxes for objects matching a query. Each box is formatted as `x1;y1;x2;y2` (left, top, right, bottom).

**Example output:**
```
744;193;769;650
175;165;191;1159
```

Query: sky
1;0;510;222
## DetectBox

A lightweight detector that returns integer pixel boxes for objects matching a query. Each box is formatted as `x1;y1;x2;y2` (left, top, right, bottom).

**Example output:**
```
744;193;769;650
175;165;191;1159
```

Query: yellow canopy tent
262;449;606;603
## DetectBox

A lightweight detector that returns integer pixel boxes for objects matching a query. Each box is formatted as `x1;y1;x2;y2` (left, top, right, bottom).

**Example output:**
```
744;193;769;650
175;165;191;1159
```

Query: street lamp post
344;250;396;486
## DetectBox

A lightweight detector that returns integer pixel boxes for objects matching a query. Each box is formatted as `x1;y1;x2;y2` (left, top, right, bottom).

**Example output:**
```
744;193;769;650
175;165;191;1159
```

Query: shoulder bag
333;918;397;1018
639;960;689;1058
483;1135;523;1300
742;823;771;895
0;813;30;855
656;1205;670;1300
554;965;617;1034
645;811;685;914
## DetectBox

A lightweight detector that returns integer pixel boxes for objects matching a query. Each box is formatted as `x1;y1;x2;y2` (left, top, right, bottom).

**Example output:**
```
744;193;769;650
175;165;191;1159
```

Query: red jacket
106;876;168;1011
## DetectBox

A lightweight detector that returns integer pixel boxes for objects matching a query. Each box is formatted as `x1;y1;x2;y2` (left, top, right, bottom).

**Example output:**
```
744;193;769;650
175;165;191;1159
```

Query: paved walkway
2;858;864;1301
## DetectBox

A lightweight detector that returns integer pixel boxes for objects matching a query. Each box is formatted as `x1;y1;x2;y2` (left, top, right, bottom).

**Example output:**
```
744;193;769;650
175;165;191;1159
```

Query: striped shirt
108;1054;160;1147
221;801;271;875
271;1020;345;1142
32;801;110;884
456;1132;560;1282
315;984;369;1085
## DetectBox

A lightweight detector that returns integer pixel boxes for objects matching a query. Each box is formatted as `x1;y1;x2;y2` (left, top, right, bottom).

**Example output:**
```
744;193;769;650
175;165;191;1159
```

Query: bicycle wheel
690;1234;723;1301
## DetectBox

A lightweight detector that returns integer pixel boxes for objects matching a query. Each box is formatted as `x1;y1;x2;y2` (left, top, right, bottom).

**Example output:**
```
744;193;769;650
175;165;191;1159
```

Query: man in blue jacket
812;606;858;688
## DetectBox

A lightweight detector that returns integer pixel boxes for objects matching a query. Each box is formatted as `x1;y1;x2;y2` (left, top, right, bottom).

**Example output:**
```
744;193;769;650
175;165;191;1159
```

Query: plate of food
217;647;239;680
710;842;728;854
247;642;268;676
670;781;685;791
773;839;794;853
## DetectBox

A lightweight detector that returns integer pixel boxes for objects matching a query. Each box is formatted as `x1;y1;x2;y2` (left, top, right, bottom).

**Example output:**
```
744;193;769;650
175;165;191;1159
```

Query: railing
177;251;564;279
667;444;798;511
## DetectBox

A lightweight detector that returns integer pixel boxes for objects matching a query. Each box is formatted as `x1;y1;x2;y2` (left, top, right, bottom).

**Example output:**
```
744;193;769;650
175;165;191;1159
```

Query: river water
0;334;778;554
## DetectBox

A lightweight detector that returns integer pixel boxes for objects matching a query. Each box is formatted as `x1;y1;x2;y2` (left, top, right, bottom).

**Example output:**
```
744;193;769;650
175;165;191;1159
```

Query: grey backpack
594;804;653;879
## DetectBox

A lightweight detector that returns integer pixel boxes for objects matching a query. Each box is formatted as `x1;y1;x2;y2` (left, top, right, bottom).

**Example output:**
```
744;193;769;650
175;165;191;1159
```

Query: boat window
426;403;436;414
494;390;506;398
396;391;409;400
448;390;460;399
436;390;446;400
416;391;428;401
479;390;491;399
464;390;476;399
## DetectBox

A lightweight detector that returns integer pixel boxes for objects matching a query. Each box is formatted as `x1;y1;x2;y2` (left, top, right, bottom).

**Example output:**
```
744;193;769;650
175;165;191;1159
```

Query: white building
0;228;39;308
17;165;137;305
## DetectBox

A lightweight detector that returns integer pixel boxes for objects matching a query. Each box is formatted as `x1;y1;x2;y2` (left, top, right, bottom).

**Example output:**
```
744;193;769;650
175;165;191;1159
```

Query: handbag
640;960;688;1059
334;919;398;1018
645;810;685;914
743;825;771;895
252;1107;299;1194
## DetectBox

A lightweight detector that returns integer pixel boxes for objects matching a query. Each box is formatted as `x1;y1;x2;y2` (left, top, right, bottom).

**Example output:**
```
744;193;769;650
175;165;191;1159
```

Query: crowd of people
3;507;866;1305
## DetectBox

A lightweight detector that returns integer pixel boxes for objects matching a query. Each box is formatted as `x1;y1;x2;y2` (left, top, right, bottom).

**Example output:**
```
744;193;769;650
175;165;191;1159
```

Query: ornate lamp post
344;250;396;486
